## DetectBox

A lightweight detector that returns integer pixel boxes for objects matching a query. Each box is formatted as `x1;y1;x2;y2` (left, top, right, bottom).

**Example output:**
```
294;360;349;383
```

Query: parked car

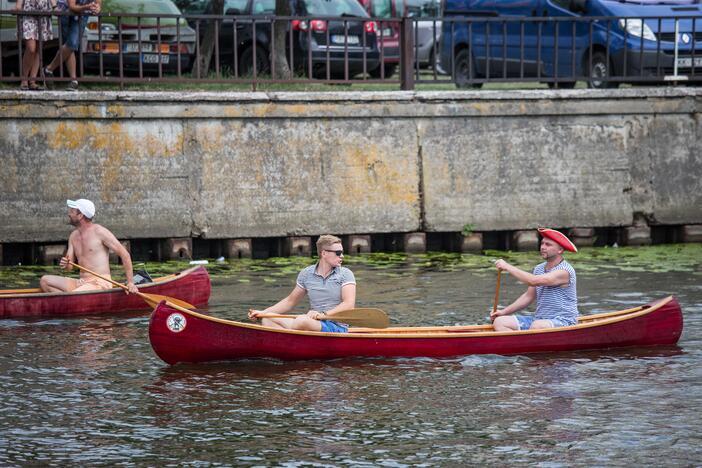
357;0;400;78
405;0;441;68
176;0;380;78
440;0;702;89
82;0;196;75
357;0;441;78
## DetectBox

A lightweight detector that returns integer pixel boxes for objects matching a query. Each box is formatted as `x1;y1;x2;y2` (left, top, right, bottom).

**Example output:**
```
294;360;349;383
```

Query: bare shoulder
93;224;118;240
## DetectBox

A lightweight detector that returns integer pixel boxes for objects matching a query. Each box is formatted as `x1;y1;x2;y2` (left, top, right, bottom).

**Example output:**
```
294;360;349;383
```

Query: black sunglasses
324;249;344;257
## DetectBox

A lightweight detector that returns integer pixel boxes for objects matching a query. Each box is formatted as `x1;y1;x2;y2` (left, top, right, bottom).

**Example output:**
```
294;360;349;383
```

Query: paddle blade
332;308;389;329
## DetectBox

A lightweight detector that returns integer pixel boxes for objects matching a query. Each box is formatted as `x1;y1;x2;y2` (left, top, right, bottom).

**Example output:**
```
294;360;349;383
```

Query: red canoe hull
149;296;683;365
1;266;211;319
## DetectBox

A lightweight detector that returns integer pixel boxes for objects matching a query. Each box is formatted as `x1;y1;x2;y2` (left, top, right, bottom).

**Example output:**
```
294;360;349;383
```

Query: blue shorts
320;320;348;333
516;315;576;330
59;15;87;51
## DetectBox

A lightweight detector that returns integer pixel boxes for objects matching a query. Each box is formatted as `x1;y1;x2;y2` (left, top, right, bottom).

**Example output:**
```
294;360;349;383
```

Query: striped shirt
296;264;356;313
533;260;579;325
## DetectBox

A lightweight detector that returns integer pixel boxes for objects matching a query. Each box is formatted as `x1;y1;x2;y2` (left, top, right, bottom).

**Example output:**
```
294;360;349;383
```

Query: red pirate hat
538;228;578;252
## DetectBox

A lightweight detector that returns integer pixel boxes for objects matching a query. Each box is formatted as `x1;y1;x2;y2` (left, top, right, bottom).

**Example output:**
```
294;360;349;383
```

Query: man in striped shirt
491;228;579;331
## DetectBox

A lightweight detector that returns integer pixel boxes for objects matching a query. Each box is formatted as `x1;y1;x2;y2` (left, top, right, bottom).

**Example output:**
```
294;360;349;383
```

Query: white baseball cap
67;199;96;219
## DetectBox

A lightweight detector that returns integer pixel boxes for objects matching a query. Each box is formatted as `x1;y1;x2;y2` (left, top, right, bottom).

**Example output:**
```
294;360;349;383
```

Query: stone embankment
1;88;700;263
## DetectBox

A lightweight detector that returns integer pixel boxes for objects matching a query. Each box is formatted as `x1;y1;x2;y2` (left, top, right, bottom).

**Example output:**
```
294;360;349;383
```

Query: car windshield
99;0;185;27
302;0;369;16
609;0;699;4
402;0;441;18
370;0;393;18
366;0;440;18
105;0;182;15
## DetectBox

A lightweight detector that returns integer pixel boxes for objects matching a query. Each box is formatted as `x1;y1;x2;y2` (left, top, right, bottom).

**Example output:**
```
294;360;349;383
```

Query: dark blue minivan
440;0;702;88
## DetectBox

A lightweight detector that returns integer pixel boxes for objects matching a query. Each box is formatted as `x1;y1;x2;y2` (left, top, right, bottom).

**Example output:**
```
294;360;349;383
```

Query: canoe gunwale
0;265;200;299
156;295;675;339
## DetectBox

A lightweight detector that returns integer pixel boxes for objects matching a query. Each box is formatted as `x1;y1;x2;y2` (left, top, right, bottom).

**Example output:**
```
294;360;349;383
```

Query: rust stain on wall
339;145;417;206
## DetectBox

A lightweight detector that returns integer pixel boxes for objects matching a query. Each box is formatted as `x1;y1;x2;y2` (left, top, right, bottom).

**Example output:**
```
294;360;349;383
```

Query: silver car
405;0;441;68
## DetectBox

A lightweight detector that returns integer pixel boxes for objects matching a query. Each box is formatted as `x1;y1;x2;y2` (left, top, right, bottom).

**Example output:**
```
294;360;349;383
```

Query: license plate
331;35;359;45
125;43;153;53
676;56;702;68
142;53;169;64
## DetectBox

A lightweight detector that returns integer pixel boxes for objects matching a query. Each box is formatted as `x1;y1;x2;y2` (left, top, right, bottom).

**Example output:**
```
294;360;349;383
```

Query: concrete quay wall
0;88;700;245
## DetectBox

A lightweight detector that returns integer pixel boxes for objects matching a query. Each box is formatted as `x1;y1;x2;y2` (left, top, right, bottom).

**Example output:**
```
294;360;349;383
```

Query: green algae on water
0;244;700;288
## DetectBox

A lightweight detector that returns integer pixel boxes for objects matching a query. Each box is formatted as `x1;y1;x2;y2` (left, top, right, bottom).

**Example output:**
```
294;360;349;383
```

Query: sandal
20;84;29;91
28;82;44;91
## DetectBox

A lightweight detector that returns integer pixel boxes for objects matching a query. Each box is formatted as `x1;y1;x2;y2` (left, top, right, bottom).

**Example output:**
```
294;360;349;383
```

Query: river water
1;245;701;466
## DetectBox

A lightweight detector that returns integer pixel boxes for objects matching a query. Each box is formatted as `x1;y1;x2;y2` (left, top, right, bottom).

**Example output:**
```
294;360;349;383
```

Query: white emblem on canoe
166;313;187;333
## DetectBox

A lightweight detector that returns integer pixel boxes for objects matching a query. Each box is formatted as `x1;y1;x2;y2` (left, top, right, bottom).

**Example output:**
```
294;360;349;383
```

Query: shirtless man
39;199;139;294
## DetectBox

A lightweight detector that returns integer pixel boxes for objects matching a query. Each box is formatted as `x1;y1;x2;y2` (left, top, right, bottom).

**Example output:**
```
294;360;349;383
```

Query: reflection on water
1;248;701;465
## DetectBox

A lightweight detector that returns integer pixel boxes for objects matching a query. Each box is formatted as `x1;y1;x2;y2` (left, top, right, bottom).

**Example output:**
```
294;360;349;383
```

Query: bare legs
39;275;77;292
260;316;322;331
46;44;77;80
493;316;555;331
20;39;41;88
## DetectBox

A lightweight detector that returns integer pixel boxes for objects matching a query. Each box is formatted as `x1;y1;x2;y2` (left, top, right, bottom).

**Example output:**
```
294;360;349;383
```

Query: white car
81;0;196;75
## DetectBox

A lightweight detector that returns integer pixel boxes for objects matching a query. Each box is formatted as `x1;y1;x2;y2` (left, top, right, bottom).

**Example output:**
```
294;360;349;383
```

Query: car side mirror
569;0;587;14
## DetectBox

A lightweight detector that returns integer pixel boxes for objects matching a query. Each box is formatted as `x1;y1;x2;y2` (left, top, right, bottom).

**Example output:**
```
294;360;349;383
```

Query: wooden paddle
69;261;195;309
0;288;42;295
251;308;389;329
492;269;502;315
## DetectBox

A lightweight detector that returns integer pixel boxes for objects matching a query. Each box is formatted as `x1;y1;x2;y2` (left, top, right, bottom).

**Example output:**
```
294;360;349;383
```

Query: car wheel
547;81;576;89
587;51;618;89
370;63;397;79
454;48;482;89
239;45;270;77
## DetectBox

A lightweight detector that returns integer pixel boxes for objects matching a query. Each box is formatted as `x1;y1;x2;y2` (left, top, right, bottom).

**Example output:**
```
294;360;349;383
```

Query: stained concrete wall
0;88;700;243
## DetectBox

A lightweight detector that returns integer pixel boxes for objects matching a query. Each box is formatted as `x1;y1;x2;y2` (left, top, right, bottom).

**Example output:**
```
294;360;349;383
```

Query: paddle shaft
492;270;502;314
251;307;389;328
264;314;324;320
68;261;195;309
69;261;134;292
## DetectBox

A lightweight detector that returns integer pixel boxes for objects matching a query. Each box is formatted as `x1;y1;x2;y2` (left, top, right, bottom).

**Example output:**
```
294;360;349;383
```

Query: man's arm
68;0;99;14
60;233;77;271
491;287;536;320
99;227;137;293
248;286;307;319
495;259;569;287
319;283;356;318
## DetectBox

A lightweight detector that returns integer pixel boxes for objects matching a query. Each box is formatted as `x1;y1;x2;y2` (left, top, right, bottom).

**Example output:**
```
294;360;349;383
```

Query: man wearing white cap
39;199;139;294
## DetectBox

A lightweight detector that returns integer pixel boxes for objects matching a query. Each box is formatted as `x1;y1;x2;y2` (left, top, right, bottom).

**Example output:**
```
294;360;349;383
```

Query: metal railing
1;10;700;90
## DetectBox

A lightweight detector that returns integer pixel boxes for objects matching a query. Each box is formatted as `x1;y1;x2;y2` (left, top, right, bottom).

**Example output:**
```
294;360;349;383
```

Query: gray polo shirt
296;264;356;313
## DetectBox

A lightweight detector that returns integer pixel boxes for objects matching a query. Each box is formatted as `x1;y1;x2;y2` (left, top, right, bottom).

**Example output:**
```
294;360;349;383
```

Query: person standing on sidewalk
43;0;100;91
16;0;55;90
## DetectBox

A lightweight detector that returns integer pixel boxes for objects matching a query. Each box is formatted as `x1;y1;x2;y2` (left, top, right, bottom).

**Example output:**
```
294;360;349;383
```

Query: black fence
1;10;700;90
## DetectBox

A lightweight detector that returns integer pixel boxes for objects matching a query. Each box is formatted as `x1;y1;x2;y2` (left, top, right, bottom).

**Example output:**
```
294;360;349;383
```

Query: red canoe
0;266;210;319
149;295;683;365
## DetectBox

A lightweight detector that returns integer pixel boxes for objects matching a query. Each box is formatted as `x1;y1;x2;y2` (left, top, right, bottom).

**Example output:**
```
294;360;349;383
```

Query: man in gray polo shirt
248;235;356;333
